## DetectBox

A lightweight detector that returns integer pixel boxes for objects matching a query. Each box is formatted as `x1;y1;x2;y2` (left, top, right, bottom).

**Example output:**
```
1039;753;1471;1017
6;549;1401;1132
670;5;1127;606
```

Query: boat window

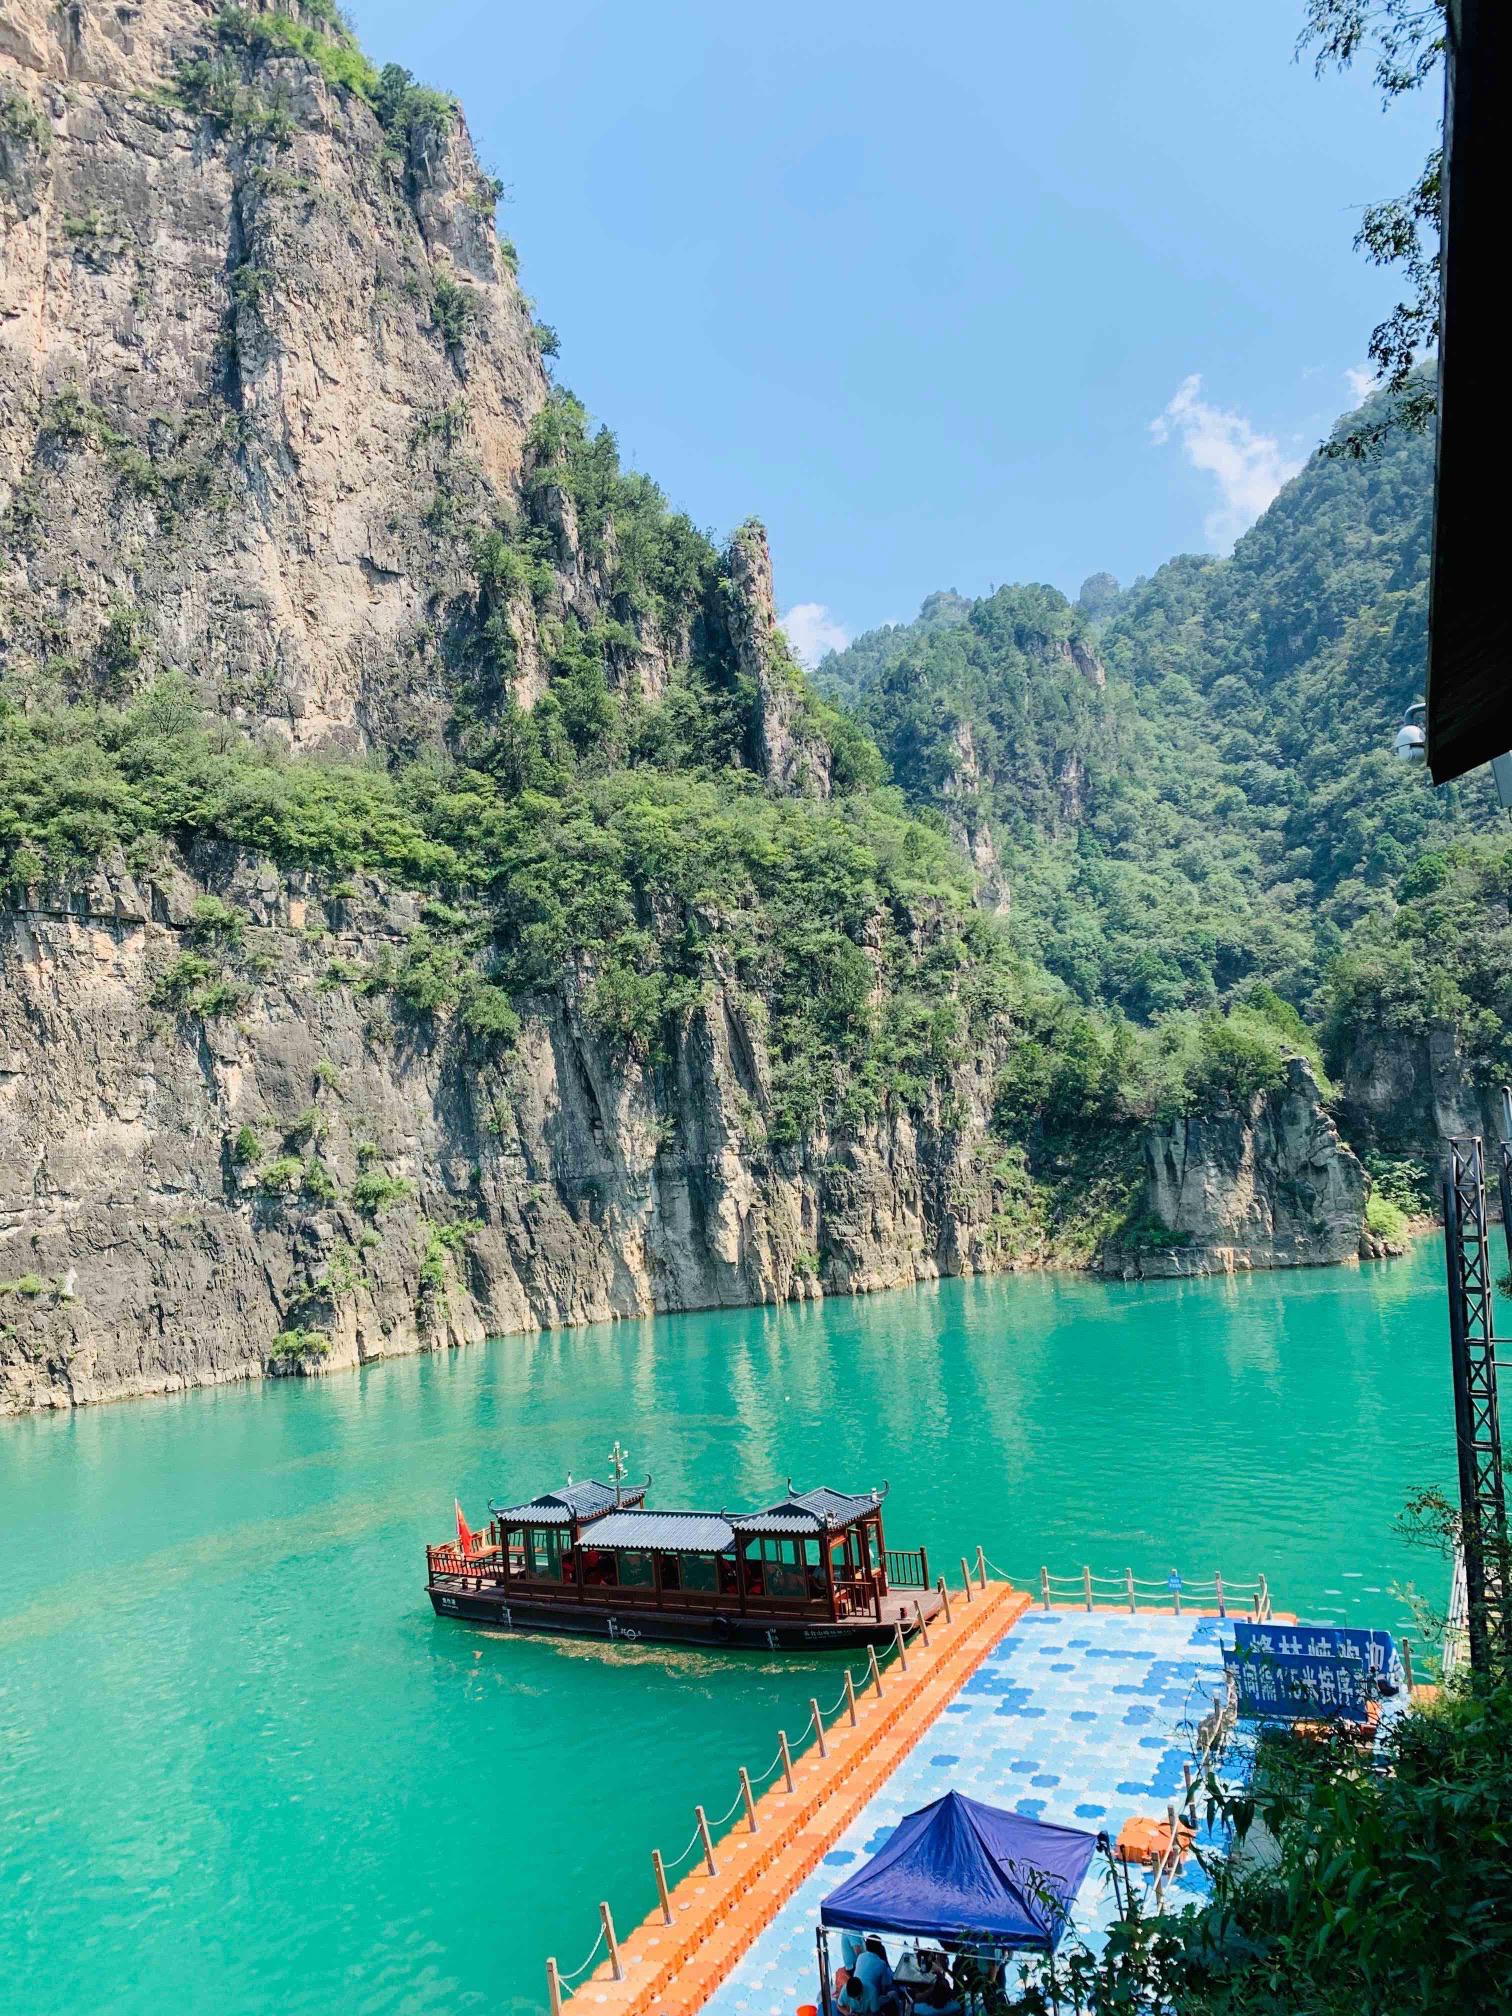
580;1549;617;1587
507;1527;527;1570
616;1551;655;1589
681;1554;719;1593
803;1538;821;1569
657;1554;681;1592
527;1527;569;1581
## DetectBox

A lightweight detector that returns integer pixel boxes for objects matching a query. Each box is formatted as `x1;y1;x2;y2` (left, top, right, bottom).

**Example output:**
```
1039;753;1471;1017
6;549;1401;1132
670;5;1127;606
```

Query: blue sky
348;0;1439;659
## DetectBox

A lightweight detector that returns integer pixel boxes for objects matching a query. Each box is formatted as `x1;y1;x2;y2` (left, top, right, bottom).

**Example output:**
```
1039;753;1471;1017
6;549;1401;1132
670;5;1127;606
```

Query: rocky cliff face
1336;1023;1507;1175
1;0;546;749
1103;1060;1368;1279
0;846;1009;1411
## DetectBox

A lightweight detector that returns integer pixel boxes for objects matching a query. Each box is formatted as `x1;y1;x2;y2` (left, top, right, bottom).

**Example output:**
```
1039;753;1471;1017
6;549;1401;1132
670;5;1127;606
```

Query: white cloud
1344;361;1378;403
1150;374;1302;549
780;601;850;669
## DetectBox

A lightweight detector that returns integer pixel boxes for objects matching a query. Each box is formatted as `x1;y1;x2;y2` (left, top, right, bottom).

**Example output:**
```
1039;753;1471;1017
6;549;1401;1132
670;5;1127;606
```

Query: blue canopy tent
815;1792;1100;2010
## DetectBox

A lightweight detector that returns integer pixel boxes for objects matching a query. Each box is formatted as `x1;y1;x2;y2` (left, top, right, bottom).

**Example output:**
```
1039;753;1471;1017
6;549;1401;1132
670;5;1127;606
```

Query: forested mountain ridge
819;396;1510;1191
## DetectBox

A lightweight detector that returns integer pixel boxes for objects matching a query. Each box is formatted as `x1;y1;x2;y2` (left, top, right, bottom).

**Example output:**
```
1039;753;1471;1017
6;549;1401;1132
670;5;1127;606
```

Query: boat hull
426;1583;943;1651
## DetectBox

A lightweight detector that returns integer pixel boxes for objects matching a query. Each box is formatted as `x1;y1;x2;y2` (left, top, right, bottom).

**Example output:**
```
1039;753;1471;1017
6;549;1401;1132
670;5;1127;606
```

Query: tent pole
817;1925;834;2016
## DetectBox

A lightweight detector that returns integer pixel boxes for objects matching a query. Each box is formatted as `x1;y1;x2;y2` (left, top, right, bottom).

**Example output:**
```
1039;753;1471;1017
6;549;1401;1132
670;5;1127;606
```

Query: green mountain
819;397;1506;1092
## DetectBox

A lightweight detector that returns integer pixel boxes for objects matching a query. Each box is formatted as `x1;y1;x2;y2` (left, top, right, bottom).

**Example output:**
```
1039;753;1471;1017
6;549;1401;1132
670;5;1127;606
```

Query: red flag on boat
455;1498;475;1557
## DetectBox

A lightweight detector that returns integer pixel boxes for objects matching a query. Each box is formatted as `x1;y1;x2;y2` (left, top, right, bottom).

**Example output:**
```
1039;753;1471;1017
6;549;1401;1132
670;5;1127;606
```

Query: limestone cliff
0;846;1012;1411
1102;1059;1368;1279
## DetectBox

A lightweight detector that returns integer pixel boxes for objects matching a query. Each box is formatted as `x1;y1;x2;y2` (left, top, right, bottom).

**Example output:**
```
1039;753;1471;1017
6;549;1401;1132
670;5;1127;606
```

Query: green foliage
172;53;294;144
1019;1684;1512;2015
149;951;246;1018
258;1155;304;1194
431;273;473;351
1324;836;1512;1080
0;1274;45;1298
0;88;49;151
269;1327;329;1362
351;1170;413;1217
1364;1151;1435;1217
1365;1188;1409;1243
215;6;379;102
457;977;520;1045
229;261;267;311
372;64;456;149
231;1124;263;1166
1299;1;1444;454
187;894;244;944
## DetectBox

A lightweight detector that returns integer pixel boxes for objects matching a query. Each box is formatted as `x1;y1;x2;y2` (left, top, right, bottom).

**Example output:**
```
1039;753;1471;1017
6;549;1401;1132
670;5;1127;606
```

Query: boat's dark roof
486;1478;881;1536
488;1479;648;1525
580;1510;736;1552
736;1486;883;1534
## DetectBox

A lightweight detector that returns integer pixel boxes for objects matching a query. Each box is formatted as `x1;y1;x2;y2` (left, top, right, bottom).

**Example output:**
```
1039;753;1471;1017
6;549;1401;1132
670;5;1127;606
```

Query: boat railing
833;1576;882;1621
884;1546;931;1590
427;1544;507;1587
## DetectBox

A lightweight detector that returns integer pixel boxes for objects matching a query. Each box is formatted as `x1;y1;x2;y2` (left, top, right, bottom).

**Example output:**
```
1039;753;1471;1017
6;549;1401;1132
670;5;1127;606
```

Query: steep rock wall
0;0;544;747
0;850;1007;1411
1103;1059;1368;1278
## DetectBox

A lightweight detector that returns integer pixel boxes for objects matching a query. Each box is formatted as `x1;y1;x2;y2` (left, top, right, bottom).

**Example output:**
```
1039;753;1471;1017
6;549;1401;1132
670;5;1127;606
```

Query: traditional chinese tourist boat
426;1456;946;1650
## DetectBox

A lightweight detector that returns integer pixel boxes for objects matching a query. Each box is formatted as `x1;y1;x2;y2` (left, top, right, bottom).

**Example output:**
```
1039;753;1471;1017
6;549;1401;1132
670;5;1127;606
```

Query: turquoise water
1;1247;1456;2015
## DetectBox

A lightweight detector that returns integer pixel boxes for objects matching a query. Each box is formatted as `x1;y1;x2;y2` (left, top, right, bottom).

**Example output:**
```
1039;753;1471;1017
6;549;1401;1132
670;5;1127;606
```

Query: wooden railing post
1402;1637;1415;1691
546;1958;563;2016
937;1573;952;1625
778;1730;795;1792
920;1543;931;1591
1182;1762;1195;1825
810;1696;828;1757
1040;1567;1051;1611
1125;1567;1136;1613
914;1597;930;1647
1082;1565;1093;1611
961;1556;974;1604
696;1804;716;1876
975;1545;986;1589
1215;1569;1226;1617
601;1900;623;1982
868;1643;884;1696
1172;1573;1182;1617
739;1766;758;1831
893;1620;908;1673
843;1670;859;1726
652;1848;673;1925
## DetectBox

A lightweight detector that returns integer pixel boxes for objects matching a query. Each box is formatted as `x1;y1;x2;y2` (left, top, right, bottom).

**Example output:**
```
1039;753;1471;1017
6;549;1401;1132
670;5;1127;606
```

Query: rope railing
543;1557;1003;2010
988;1559;1271;1620
549;1922;607;2005
547;1648;882;2004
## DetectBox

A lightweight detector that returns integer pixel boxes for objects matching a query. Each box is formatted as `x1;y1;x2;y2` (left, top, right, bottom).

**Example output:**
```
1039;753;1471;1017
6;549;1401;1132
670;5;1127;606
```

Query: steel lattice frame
1443;1136;1512;1673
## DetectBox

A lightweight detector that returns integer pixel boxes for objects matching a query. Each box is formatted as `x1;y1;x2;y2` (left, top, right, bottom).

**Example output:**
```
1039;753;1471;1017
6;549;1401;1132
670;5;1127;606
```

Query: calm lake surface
1;1246;1456;2015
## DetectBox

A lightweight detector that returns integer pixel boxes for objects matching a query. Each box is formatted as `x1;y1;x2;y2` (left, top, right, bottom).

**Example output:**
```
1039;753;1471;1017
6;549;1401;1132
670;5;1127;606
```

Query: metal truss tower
1443;1121;1512;1674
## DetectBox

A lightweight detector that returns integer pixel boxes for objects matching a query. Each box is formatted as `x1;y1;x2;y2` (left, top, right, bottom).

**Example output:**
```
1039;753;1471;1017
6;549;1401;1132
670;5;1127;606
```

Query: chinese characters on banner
1222;1621;1398;1725
1222;1647;1374;1722
1231;1621;1396;1671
